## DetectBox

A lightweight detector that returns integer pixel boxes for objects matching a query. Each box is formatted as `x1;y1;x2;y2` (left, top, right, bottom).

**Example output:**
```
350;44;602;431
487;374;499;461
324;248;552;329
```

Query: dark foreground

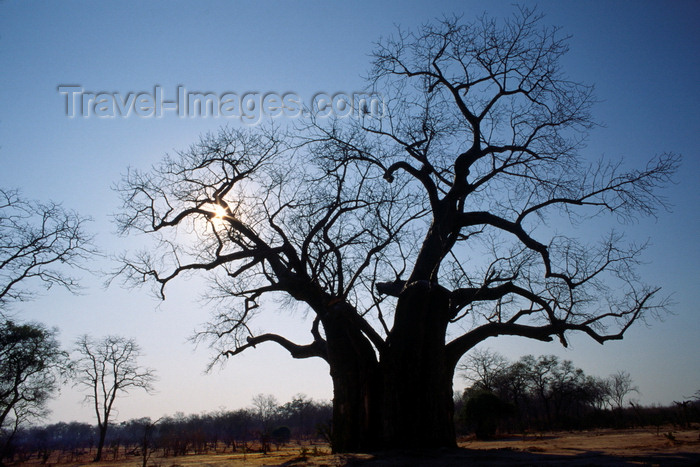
287;428;700;466
299;447;700;466
9;427;700;466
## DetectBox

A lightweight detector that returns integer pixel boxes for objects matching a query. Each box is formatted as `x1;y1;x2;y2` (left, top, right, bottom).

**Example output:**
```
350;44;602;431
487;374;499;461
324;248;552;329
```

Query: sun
206;203;230;231
212;204;228;220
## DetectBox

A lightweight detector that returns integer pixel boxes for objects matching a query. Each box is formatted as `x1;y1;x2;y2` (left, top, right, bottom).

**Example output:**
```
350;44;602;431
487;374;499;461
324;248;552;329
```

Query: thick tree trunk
328;355;382;452
323;304;382;453
377;364;456;449
327;283;457;452
330;360;456;452
380;282;456;449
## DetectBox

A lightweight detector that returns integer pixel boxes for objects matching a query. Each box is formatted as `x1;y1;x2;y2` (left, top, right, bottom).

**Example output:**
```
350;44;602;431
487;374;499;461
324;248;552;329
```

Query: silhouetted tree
213;409;255;452
0;188;92;462
271;425;291;447
279;394;328;441
459;352;645;431
461;389;514;439
459;349;509;393
251;394;279;434
0;188;93;313
115;9;678;451
608;370;639;410
128;417;160;467
251;394;279;453
0;321;69;463
72;335;156;461
585;376;612;411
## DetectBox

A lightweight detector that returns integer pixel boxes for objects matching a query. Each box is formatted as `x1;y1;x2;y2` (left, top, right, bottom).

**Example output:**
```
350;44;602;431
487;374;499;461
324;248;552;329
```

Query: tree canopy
0;320;69;461
115;9;678;451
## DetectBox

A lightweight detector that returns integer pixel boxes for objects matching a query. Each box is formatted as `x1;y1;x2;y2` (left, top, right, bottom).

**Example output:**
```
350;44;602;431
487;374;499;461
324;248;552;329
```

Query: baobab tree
73;335;156;461
114;9;678;451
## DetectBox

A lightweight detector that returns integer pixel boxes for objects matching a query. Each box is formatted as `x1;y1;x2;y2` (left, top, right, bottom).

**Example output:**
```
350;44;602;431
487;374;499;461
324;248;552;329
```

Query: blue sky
1;0;698;424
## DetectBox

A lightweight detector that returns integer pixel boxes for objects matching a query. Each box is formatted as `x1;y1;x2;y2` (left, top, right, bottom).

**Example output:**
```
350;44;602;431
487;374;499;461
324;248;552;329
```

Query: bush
462;390;515;439
271;426;291;446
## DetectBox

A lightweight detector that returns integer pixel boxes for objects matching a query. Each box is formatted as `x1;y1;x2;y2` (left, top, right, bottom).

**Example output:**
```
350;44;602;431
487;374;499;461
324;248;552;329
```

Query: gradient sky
1;0;698;425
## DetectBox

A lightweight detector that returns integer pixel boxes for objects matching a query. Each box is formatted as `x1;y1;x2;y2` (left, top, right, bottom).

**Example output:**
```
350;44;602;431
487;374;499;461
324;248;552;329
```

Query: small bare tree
251;394;279;433
459;349;509;392
608;370;638;410
73;335;156;461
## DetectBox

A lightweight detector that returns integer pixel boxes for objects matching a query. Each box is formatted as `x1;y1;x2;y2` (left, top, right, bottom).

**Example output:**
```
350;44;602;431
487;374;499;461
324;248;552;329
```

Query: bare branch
0;188;95;311
223;333;327;361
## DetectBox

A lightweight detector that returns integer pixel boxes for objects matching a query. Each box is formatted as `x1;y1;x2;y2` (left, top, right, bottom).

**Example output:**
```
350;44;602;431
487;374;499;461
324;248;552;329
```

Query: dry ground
13;427;700;466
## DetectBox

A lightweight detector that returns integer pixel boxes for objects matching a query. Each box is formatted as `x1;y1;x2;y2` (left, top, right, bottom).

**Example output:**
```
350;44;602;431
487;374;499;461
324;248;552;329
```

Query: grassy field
10;427;700;466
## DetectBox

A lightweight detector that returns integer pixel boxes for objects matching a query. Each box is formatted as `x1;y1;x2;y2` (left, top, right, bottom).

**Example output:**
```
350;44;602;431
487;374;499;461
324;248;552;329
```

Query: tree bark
95;423;107;462
322;304;382;453
379;357;456;449
328;283;458;452
381;282;457;449
328;353;382;452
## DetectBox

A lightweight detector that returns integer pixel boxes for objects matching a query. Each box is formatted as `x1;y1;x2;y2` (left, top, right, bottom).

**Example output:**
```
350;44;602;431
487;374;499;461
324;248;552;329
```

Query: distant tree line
455;350;700;438
3;394;331;464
